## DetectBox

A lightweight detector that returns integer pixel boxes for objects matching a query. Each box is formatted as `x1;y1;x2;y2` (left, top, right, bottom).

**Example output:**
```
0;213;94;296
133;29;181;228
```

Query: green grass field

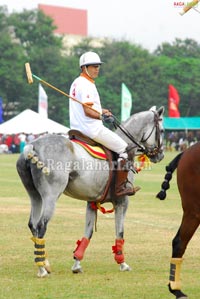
0;152;200;299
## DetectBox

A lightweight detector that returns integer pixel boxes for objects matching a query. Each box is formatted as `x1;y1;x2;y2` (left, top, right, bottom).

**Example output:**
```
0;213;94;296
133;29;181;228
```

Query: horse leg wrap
112;239;125;264
73;237;90;261
31;236;46;267
169;258;183;290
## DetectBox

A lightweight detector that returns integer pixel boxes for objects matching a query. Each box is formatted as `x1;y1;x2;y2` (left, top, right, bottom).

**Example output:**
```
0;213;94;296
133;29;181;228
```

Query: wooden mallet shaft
24;62;102;116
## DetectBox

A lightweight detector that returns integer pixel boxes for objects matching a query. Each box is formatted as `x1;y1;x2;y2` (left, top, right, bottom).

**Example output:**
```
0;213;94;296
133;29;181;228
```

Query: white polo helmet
79;51;103;67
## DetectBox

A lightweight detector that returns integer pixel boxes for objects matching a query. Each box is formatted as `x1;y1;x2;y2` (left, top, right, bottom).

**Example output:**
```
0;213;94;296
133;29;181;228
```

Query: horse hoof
37;266;49;278
119;262;132;271
44;259;51;274
72;267;83;274
71;259;83;274
168;283;188;299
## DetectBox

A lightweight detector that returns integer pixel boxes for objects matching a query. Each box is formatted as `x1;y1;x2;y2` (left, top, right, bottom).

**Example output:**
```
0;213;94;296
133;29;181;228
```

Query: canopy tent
0;109;69;134
164;117;200;130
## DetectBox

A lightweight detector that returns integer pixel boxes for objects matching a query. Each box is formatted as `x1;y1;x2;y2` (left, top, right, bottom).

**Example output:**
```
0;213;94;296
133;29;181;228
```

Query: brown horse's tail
156;152;183;200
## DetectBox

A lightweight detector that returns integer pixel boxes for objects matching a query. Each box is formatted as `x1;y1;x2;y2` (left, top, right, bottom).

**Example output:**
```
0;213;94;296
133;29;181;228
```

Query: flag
0;97;4;124
38;83;48;118
121;83;132;121
168;84;180;117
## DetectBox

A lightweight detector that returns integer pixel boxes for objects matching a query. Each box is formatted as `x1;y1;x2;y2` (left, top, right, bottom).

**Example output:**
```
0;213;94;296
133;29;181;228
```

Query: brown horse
157;142;200;299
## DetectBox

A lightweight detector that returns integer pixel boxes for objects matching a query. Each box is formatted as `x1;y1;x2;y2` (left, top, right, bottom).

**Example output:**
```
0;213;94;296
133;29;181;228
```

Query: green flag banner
121;83;132;121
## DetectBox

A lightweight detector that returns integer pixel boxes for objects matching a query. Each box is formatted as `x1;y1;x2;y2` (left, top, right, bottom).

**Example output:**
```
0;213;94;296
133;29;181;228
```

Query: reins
112;115;145;153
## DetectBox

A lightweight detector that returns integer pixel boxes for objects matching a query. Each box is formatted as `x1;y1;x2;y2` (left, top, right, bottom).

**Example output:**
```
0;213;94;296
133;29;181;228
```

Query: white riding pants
93;126;128;158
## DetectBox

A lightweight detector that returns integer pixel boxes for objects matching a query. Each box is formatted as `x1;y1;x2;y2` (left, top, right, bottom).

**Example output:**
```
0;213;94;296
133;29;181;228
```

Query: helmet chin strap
85;66;93;79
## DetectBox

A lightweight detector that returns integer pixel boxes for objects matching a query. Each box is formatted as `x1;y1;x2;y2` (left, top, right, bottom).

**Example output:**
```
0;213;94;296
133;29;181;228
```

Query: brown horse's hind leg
172;214;200;258
168;213;200;298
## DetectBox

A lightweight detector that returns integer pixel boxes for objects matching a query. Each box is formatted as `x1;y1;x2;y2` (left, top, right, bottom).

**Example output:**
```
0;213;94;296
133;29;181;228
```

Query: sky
1;0;200;52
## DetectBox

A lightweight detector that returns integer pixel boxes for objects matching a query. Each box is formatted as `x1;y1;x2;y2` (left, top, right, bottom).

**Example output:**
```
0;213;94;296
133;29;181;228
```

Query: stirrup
116;185;140;197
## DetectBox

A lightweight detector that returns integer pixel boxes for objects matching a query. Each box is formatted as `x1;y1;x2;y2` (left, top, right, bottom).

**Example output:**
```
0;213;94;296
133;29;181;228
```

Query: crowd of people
165;130;200;151
0;133;39;154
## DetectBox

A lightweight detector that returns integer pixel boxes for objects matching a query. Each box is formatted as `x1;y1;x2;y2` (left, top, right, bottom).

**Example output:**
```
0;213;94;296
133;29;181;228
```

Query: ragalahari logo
174;2;185;8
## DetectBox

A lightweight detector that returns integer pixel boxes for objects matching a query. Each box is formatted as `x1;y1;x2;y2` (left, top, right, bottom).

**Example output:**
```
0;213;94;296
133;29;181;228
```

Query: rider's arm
83;103;101;119
83;105;113;120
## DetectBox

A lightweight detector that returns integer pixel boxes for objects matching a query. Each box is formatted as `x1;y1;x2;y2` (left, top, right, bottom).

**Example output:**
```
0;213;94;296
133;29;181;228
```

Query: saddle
68;129;115;203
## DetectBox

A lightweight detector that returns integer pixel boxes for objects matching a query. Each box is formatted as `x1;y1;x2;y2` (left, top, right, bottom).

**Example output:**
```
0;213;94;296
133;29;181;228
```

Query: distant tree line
1;5;200;126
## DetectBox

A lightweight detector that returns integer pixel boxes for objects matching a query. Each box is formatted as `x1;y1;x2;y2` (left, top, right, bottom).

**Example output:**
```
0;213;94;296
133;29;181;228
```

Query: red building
38;4;88;36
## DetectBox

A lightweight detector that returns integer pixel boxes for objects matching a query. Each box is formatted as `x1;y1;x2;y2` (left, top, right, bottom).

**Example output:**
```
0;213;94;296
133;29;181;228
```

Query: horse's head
139;106;165;163
116;106;165;163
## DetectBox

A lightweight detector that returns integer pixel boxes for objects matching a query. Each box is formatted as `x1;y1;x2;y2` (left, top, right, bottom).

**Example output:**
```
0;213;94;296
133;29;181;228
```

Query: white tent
0;109;69;134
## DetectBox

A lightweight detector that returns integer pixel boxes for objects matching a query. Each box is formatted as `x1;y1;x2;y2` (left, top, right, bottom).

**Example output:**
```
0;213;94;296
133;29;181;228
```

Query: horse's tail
16;143;51;204
23;144;50;175
156;152;183;200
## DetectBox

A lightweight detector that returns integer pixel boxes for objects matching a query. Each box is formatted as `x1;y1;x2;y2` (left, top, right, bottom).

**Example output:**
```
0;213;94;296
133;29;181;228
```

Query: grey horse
16;106;164;277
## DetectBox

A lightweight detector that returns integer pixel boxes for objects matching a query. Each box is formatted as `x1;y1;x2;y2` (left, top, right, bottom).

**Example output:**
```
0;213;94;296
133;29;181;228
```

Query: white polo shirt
69;73;103;139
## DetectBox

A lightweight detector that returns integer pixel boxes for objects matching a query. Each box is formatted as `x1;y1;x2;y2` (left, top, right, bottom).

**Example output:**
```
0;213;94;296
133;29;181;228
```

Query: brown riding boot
115;159;140;197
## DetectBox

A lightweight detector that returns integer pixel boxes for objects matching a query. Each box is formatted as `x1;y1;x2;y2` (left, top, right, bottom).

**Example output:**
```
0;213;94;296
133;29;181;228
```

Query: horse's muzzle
149;151;164;163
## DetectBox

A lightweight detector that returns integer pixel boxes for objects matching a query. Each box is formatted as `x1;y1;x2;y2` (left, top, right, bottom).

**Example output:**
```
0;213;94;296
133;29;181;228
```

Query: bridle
140;111;163;157
114;111;163;158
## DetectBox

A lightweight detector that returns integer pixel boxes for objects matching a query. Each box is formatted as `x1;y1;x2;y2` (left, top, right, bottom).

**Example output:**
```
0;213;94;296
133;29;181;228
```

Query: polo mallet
25;62;101;116
179;0;200;15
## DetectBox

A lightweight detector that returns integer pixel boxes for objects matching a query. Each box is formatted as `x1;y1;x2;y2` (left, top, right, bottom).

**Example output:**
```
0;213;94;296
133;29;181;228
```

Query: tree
155;39;200;116
0;6;27;119
0;7;69;122
154;38;200;58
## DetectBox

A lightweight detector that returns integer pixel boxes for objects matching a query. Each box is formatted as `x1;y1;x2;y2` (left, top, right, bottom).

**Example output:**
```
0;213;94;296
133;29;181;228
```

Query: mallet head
25;62;33;84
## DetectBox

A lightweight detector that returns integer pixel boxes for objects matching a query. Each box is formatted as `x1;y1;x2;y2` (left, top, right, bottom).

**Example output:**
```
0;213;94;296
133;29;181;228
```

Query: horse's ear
157;106;165;117
149;106;156;112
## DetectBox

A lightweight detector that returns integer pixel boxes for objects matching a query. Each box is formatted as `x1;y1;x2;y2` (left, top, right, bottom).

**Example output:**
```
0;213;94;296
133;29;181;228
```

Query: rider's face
85;65;100;79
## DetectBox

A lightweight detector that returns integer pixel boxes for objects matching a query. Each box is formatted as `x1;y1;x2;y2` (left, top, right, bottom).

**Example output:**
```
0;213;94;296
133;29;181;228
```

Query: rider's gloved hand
101;113;115;123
